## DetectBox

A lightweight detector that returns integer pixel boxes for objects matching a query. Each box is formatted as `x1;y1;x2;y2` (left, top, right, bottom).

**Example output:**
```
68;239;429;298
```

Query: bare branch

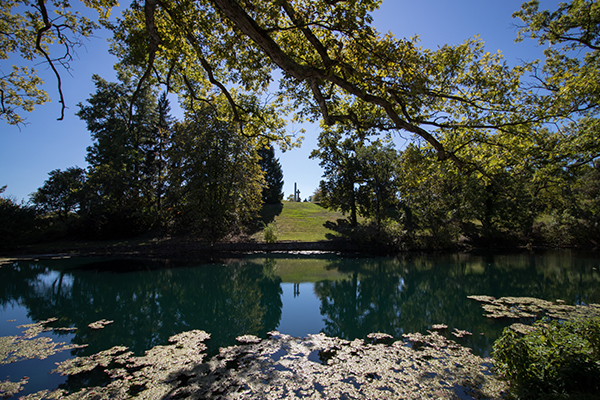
35;0;65;120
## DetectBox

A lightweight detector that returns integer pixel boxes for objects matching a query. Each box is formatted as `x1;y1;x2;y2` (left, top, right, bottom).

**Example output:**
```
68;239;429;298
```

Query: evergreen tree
258;145;284;204
149;92;174;214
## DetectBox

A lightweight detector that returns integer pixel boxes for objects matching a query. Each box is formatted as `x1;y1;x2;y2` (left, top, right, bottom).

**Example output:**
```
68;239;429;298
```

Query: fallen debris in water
9;295;600;399
430;324;448;331
17;318;58;338
366;332;394;344
451;329;473;338
236;335;262;344
52;346;132;376
507;323;537;335
0;319;84;399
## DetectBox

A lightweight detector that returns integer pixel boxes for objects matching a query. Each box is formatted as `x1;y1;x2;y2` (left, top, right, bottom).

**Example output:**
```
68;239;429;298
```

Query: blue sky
0;0;558;202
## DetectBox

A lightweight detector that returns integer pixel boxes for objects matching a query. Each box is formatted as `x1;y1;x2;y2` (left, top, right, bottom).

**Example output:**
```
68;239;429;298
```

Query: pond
1;249;600;396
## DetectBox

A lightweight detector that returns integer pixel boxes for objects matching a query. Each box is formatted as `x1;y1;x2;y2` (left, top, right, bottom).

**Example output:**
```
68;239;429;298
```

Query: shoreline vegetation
2;297;599;399
2;200;599;262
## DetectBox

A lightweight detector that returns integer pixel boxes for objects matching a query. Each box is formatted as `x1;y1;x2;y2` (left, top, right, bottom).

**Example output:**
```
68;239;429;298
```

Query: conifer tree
258;145;284;204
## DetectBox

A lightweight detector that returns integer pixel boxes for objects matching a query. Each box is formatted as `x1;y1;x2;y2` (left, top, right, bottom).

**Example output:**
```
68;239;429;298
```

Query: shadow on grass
261;203;284;224
324;218;353;240
248;203;284;236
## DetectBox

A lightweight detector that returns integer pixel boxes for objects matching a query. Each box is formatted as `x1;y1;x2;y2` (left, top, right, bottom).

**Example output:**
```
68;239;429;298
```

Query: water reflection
1;250;599;359
0;258;283;356
311;251;600;355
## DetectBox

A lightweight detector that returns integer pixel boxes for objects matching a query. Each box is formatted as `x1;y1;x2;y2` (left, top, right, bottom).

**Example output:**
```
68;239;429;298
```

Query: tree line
311;132;600;250
1;74;284;245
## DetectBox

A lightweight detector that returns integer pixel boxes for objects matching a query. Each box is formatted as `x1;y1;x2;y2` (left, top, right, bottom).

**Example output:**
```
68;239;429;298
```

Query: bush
492;317;600;399
347;220;407;254
0;196;40;249
261;222;278;243
536;211;600;248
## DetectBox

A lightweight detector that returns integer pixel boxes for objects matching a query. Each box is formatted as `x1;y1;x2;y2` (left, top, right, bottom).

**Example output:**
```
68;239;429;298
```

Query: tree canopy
4;0;600;247
4;0;598;168
107;0;547;172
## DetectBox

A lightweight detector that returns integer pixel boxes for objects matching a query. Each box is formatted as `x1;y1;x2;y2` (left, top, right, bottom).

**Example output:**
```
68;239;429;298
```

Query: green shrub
0;195;40;248
492;317;600;399
261;222;278;243
347;220;407;253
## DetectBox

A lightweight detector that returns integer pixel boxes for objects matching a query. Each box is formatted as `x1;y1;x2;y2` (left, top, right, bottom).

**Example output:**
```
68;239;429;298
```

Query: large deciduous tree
4;0;596;175
311;122;400;226
30;166;86;221
106;0;548;177
311;130;361;226
77;74;161;236
166;99;264;240
354;140;400;224
513;0;600;168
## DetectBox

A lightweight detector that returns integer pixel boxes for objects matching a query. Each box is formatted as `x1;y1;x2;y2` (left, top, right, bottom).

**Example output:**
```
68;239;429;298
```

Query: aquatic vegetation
16;294;600;399
1;319;85;366
87;319;114;330
0;377;28;398
366;332;394;344
430;323;448;331
468;296;600;398
0;319;85;399
18;318;58;338
52;346;132;376
6;328;506;399
451;328;473;338
236;335;262;344
467;295;600;320
506;323;536;335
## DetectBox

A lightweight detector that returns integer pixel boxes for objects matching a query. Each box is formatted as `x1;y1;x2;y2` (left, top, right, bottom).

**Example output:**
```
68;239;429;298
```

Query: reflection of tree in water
1;250;598;359
0;258;283;356
315;251;600;356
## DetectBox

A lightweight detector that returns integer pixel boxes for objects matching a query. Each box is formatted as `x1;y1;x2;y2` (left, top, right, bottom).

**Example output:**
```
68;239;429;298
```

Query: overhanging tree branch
35;0;65;120
129;0;162;126
211;2;435;147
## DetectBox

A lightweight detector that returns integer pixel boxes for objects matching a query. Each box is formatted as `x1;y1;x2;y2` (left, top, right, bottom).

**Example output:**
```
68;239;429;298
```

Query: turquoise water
1;250;600;396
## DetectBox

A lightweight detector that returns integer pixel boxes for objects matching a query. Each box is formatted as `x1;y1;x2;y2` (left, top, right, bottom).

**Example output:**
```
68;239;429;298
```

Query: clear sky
0;0;559;202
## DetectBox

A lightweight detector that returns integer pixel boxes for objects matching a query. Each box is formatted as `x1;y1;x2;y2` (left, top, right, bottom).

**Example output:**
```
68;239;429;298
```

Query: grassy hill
254;201;347;242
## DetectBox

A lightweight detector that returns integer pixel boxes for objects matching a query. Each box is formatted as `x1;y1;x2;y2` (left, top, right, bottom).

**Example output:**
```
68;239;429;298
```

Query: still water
1;250;600;395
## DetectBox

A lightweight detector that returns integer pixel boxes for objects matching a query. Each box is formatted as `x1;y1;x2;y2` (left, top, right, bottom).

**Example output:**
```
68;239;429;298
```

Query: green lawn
254;201;348;242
